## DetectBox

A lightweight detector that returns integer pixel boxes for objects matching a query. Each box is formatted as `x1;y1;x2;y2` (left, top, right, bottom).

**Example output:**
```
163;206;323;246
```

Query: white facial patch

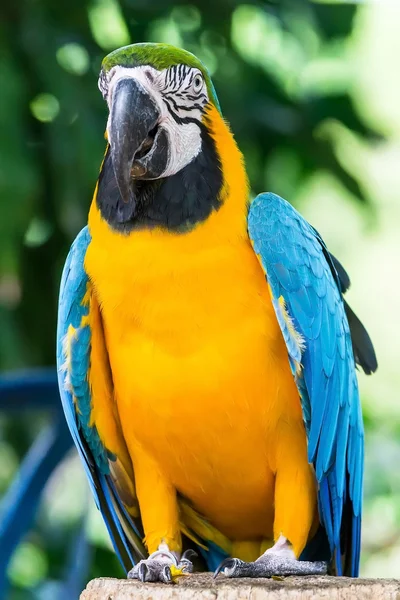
100;64;209;179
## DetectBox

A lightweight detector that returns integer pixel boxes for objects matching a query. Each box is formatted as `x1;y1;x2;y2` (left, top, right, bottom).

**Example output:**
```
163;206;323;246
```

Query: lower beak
109;77;161;206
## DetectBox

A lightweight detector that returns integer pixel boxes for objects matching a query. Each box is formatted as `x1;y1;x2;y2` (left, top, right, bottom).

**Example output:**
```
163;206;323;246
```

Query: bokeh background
1;0;399;598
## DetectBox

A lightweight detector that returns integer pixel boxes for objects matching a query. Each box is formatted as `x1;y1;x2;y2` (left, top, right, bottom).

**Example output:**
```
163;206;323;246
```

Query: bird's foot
128;546;196;584
214;536;327;579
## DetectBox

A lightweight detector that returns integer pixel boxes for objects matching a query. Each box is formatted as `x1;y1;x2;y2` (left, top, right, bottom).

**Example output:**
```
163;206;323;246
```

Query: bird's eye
193;74;203;92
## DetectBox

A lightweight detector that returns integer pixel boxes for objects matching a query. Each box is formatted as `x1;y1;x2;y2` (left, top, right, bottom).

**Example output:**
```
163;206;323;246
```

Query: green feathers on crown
102;43;220;111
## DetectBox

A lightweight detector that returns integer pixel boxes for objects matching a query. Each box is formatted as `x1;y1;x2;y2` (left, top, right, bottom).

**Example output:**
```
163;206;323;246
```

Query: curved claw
181;549;198;561
138;562;148;582
161;565;172;584
213;558;240;579
178;549;197;575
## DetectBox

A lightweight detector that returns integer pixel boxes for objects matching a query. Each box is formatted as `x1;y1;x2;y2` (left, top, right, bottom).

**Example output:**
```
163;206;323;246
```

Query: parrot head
96;43;240;231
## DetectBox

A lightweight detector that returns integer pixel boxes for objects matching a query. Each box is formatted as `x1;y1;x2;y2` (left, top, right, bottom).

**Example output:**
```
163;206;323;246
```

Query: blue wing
56;227;145;572
248;193;372;576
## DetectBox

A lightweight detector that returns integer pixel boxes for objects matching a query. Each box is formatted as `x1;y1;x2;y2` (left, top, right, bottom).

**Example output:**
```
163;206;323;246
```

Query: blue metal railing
0;369;90;599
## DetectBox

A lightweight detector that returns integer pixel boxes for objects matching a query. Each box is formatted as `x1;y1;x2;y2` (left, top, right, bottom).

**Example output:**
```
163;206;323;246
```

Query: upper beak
109;77;161;205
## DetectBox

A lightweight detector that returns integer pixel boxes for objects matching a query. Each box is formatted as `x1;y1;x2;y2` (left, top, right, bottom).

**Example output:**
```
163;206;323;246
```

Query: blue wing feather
248;193;364;576
57;227;144;572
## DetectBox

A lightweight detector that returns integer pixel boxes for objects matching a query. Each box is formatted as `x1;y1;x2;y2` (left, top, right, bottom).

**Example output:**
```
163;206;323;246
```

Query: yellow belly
109;306;281;540
85;218;305;542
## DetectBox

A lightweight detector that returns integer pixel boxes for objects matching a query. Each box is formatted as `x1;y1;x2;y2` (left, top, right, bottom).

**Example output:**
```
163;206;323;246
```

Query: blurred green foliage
0;0;375;371
1;0;399;597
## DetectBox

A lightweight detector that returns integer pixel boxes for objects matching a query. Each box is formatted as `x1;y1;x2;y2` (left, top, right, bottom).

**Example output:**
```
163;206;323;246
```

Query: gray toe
215;555;328;579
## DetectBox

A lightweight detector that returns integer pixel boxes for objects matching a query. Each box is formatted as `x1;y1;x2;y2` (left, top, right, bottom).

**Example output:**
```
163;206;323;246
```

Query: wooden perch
80;573;400;599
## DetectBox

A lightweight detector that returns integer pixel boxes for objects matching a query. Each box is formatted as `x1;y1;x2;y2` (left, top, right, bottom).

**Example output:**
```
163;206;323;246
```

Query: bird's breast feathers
83;102;307;541
84;201;304;539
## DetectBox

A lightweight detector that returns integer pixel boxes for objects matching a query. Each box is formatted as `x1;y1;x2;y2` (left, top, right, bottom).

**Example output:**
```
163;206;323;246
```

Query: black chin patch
96;124;223;234
96;146;136;224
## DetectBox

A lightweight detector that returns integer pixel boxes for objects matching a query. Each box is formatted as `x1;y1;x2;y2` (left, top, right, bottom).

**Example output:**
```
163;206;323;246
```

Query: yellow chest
85;219;286;400
84;107;304;541
85;206;302;539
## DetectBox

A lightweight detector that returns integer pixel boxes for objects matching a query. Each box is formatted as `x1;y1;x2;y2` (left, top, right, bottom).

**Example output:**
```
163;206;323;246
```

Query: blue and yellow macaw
57;43;377;582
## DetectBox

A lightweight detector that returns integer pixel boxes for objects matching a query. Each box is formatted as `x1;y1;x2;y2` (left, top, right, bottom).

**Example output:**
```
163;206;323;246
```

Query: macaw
57;43;377;583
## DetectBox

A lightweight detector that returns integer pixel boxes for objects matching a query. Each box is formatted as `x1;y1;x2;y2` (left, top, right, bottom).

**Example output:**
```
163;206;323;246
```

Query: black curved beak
109;77;161;205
